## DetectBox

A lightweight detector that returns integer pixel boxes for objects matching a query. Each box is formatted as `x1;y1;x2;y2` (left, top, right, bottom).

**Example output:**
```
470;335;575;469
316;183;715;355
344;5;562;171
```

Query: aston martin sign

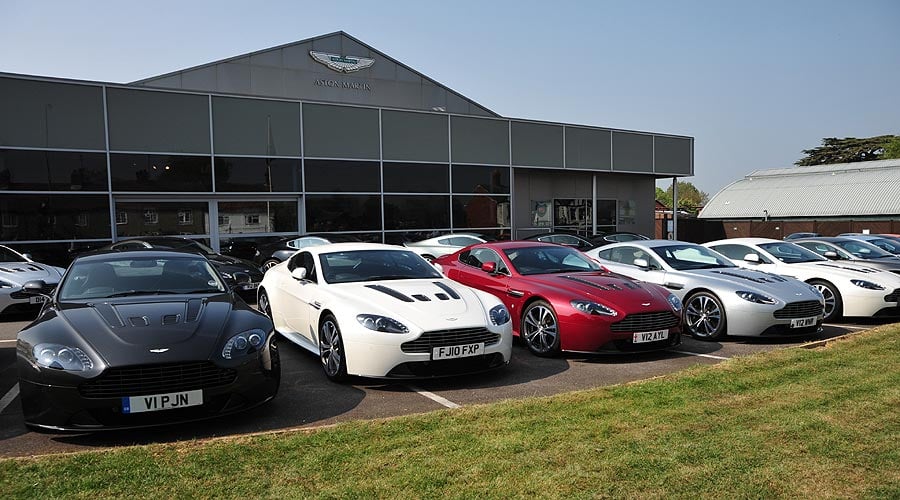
309;51;375;73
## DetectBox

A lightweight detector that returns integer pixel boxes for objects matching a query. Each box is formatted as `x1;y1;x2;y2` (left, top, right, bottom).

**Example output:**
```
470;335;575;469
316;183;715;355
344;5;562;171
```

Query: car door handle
308;300;321;309
507;289;524;298
663;282;685;290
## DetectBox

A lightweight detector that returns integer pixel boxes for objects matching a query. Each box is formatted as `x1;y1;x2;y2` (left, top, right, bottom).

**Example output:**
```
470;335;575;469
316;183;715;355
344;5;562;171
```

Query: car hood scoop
0;262;57;285
542;273;667;308
705;269;788;283
58;297;231;364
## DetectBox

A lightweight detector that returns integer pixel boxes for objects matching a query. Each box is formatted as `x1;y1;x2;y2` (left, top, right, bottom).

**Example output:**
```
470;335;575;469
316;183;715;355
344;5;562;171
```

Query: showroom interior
0;31;693;264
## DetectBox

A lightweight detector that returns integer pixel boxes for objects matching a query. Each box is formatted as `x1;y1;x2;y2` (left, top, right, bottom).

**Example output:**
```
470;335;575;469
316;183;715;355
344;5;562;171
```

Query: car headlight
851;279;885;290
570;300;618;317
33;343;93;371
222;328;267;359
356;314;409;333
489;304;510;325
735;291;777;304
667;294;683;312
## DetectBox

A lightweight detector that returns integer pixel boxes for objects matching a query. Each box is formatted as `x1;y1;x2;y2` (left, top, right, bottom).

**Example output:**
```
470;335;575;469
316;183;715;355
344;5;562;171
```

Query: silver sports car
0;245;65;315
586;240;825;340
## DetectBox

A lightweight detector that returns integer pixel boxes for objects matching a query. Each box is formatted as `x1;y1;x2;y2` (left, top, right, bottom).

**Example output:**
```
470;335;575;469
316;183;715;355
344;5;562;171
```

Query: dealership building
0;31;693;263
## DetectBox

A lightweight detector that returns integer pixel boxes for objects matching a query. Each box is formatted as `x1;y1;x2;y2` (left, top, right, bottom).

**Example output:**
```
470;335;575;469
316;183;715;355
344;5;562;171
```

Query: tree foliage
655;181;708;214
795;135;898;166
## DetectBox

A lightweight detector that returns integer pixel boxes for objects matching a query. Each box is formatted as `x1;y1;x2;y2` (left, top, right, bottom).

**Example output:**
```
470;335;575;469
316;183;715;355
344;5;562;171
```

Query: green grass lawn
2;326;899;499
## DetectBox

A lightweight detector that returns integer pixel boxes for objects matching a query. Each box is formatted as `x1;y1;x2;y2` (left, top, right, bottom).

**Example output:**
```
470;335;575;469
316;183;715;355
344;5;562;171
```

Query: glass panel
0;149;107;191
305;160;379;192
553;198;592;235
217;201;298;234
0;194;110;240
383;195;450;230
212;97;301;156
654;136;692;175
452;165;510;194
612;132;653;173
381;110;449;162
596;199;617;228
450;116;509;165
2;241;110;267
305;195;381;232
214;157;301;192
452;195;511;229
383;163;449;193
565;127;612;171
114;202;209;237
302;103;379;159
110;154;212;192
510;121;563;168
106;88;210;154
384;230;451;245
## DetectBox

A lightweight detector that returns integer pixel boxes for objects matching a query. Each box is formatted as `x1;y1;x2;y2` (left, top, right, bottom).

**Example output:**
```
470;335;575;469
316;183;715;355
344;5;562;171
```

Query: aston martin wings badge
309;51;375;73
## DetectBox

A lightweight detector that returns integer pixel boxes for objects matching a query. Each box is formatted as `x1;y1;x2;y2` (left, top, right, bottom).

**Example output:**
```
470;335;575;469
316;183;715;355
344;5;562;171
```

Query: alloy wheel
522;303;559;354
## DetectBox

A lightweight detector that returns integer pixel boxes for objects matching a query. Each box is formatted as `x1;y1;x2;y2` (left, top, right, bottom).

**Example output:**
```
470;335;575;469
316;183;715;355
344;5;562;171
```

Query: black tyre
684;291;727;340
262;259;281;271
521;300;561;356
318;314;348;382
809;280;842;322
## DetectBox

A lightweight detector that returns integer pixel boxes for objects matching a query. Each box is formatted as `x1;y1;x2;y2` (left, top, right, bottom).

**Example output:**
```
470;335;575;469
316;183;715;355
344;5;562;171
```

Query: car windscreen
758;242;826;263
831;240;893;259
866;238;900;255
319;249;441;284
651;244;735;270
503;246;600;275
0;246;27;263
59;256;226;300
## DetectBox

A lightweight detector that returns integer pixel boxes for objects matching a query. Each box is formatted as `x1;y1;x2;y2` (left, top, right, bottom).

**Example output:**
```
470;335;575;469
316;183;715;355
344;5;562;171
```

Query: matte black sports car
95;237;264;296
16;250;280;432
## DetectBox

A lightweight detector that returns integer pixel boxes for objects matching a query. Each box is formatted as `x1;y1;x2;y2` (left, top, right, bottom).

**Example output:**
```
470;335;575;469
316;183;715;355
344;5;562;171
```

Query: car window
867;238;900;254
438;238;453;245
288;237;329;250
709;244;773;264
601;246;661;270
832;240;891;259
615;234;645;242
449;236;480;246
59;256;224;300
758;242;825;263
503;246;600;275
652;245;734;270
287;251;317;282
468;248;509;274
0;246;27;262
319;249;440;284
796;242;848;259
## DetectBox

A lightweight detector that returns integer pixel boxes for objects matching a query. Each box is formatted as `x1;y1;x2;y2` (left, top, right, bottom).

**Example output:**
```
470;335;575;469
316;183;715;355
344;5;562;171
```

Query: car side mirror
633;258;649;269
481;262;497;274
823;251;839;260
22;280;47;293
232;272;251;285
291;267;308;281
743;253;760;264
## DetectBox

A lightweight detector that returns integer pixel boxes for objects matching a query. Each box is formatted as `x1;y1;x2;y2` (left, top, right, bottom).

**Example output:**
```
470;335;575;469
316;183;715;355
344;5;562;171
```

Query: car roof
705;237;781;246
794;237;858;243
471;241;575;251
304;242;407;254
74;249;209;264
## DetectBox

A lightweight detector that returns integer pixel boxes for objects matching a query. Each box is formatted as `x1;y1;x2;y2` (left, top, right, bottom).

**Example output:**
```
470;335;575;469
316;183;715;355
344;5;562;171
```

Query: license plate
432;342;484;360
28;296;46;304
122;389;203;414
633;329;669;343
790;316;818;328
242;282;259;290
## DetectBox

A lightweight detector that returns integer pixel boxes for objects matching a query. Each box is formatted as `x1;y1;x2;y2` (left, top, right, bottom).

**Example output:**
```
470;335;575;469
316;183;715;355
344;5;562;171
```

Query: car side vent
162;314;181;325
186;299;204;322
435;293;449;300
432;282;461;299
412;294;431;301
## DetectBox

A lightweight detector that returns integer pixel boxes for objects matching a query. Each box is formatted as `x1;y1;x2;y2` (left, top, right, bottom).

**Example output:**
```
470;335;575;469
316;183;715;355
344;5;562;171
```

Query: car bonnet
0;261;60;286
522;272;672;313
686;267;820;299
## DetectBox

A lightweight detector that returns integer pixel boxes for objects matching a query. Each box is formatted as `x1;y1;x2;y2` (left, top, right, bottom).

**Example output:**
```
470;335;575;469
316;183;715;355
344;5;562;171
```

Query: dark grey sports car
16;250;280;432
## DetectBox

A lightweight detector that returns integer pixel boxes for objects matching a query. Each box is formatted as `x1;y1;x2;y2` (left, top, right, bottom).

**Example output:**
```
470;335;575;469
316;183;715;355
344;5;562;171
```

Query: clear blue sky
3;0;898;196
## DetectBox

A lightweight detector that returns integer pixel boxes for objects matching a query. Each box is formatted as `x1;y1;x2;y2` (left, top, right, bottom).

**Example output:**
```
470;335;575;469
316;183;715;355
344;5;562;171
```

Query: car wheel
262;259;281;271
257;289;272;317
421;254;436;263
685;291;726;340
319;314;348;382
809;280;842;322
521;300;561;356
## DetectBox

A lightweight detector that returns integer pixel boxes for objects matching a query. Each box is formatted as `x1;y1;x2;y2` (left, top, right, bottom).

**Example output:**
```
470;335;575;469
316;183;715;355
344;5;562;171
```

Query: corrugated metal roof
699;159;900;219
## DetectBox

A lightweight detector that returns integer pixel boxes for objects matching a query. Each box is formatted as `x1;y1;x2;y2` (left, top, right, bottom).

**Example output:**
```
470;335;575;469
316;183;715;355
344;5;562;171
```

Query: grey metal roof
699;159;900;219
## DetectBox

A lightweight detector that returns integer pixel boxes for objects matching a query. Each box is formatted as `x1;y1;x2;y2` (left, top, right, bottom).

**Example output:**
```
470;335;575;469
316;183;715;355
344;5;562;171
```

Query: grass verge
2;326;899;499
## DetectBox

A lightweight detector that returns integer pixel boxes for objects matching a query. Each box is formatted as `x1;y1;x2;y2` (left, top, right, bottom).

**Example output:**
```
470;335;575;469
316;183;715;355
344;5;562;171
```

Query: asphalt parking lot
0;308;889;459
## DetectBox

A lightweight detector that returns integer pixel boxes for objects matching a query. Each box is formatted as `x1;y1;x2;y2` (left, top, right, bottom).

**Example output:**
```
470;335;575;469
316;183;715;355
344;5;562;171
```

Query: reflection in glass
306;195;381;232
0;194;110;240
110;154;212;192
214;157;302;192
217;201;298;234
0;149;107;191
383;163;449;193
305;160;380;192
383;195;450;230
452;195;511;229
115;202;209;237
451;165;510;194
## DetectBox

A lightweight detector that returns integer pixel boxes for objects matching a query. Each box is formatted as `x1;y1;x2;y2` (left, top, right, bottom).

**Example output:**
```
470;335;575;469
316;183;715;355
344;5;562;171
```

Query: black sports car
16;250;280;431
95;237;264;296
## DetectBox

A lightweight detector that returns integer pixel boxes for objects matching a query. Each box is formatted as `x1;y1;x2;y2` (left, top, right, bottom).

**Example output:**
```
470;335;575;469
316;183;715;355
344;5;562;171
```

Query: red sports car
434;241;683;356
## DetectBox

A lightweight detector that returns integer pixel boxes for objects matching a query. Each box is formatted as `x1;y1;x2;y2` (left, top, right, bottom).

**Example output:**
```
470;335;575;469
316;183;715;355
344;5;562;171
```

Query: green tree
883;136;900;159
656;181;708;215
795;135;898;165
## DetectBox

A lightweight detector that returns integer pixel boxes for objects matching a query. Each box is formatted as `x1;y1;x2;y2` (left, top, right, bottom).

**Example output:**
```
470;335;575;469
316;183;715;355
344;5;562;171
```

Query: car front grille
79;361;237;398
886;289;900;303
401;327;501;353
610;311;680;333
773;300;824;319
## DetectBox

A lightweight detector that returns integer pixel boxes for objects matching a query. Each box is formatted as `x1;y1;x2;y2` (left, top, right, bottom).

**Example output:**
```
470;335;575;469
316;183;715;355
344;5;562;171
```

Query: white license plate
242;282;259;290
28;296;46;304
633;329;669;343
122;389;203;414
790;316;818;328
432;342;485;360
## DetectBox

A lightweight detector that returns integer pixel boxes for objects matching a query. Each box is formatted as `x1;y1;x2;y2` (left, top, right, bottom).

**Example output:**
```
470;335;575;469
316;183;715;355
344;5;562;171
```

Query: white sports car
704;238;900;321
586;240;825;340
403;233;487;261
0;245;65;315
257;243;513;380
